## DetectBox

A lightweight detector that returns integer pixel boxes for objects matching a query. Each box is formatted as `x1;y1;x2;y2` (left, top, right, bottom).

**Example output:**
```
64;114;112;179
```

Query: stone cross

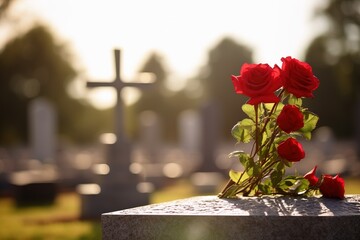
80;49;153;218
87;49;153;142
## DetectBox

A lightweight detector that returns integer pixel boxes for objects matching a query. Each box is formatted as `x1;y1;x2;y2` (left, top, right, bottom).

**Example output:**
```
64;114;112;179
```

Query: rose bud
277;105;304;133
277;138;305;162
304;165;319;187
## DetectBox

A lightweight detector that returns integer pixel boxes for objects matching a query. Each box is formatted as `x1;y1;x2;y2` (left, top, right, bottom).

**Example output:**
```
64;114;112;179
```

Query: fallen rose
304;165;319;187
320;174;345;199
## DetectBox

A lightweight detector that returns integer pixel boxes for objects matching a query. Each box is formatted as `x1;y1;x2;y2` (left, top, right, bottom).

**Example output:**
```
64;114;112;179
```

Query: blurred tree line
0;0;358;147
130;38;252;142
304;0;360;138
0;25;112;145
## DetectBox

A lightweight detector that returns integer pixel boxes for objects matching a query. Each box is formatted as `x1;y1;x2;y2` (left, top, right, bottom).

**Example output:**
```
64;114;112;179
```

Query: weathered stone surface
102;195;360;240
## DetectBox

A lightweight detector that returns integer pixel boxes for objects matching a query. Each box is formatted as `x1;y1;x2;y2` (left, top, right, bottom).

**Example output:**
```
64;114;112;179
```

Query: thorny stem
220;89;289;198
259;89;285;137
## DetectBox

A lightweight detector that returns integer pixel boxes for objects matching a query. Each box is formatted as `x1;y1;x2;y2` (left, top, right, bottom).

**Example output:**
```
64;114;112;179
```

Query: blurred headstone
139;110;162;162
198;100;221;172
313;126;335;160
178;110;201;154
314;126;348;175
79;49;153;219
10;98;58;206
29;98;57;163
357;91;360;160
191;101;224;193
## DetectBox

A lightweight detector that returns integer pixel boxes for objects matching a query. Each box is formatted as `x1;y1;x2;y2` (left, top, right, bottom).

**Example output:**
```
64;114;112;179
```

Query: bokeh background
0;0;359;239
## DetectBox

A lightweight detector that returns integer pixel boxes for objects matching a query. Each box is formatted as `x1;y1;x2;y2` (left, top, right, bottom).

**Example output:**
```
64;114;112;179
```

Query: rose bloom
304;165;319;187
280;56;320;98
277;138;305;162
277;105;304;133
231;63;282;105
320;175;345;199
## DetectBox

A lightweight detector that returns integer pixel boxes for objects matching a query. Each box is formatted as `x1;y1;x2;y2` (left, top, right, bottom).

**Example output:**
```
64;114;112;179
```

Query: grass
0;192;101;240
0;177;359;239
0;180;197;240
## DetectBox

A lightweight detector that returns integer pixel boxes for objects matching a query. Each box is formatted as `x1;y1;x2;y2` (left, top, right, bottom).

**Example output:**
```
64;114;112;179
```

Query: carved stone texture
102;195;360;240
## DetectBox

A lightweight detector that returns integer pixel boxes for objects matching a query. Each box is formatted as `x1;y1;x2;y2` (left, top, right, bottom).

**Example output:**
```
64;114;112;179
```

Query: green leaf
277;176;310;195
288;95;302;106
282;159;293;167
245;159;261;177
228;150;245;158
242;104;256;120
276;161;285;172
293;178;310;194
270;170;283;186
258;183;271;194
229;169;249;183
300;111;319;140
301;131;312;140
264;102;284;115
231;119;255;143
239;153;251;167
277;176;298;192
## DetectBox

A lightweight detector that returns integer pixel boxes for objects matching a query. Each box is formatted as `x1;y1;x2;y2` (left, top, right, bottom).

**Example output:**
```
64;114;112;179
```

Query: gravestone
10;98;58;205
313;127;348;175
139;110;162;163
79;49;153;219
190;101;225;193
198;100;221;172
356;90;360;160
102;195;360;240
29;98;57;163
178;110;201;154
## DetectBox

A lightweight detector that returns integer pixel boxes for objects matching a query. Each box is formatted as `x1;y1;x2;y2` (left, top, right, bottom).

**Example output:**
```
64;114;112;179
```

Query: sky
3;0;327;108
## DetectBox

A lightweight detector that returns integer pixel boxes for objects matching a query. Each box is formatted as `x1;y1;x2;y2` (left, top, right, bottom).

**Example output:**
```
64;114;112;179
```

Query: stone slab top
103;195;360;217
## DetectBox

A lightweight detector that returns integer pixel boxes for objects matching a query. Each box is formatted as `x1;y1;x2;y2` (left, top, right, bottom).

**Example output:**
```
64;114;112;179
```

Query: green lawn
0;178;359;240
0;180;196;240
0;192;101;240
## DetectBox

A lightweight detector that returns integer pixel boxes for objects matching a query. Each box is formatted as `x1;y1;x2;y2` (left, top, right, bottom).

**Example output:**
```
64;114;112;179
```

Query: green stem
259;89;285;137
250;104;260;158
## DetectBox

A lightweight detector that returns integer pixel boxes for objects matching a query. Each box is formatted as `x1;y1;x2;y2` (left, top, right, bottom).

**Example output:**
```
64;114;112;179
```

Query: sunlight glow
99;133;117;144
8;0;326;109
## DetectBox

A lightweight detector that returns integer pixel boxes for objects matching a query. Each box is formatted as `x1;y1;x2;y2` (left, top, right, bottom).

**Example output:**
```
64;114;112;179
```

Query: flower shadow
221;195;360;216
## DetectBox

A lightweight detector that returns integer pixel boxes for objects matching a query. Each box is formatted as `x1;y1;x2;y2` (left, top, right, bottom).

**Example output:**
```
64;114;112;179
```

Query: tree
131;52;197;141
0;25;110;145
304;0;360;138
0;0;14;21
198;37;253;139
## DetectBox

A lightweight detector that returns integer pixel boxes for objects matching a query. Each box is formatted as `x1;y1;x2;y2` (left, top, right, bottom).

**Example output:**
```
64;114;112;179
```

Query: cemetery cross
86;49;154;177
87;49;153;142
80;49;153;219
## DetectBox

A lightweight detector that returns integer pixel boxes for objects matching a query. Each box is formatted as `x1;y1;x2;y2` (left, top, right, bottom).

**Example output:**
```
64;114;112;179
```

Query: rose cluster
231;56;319;104
231;56;318;164
219;56;345;199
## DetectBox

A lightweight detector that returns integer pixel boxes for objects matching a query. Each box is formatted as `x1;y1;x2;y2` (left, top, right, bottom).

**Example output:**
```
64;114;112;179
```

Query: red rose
231;63;282;105
280;56;320;98
320;175;345;199
277;105;304;133
304;166;319;187
277;138;305;162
